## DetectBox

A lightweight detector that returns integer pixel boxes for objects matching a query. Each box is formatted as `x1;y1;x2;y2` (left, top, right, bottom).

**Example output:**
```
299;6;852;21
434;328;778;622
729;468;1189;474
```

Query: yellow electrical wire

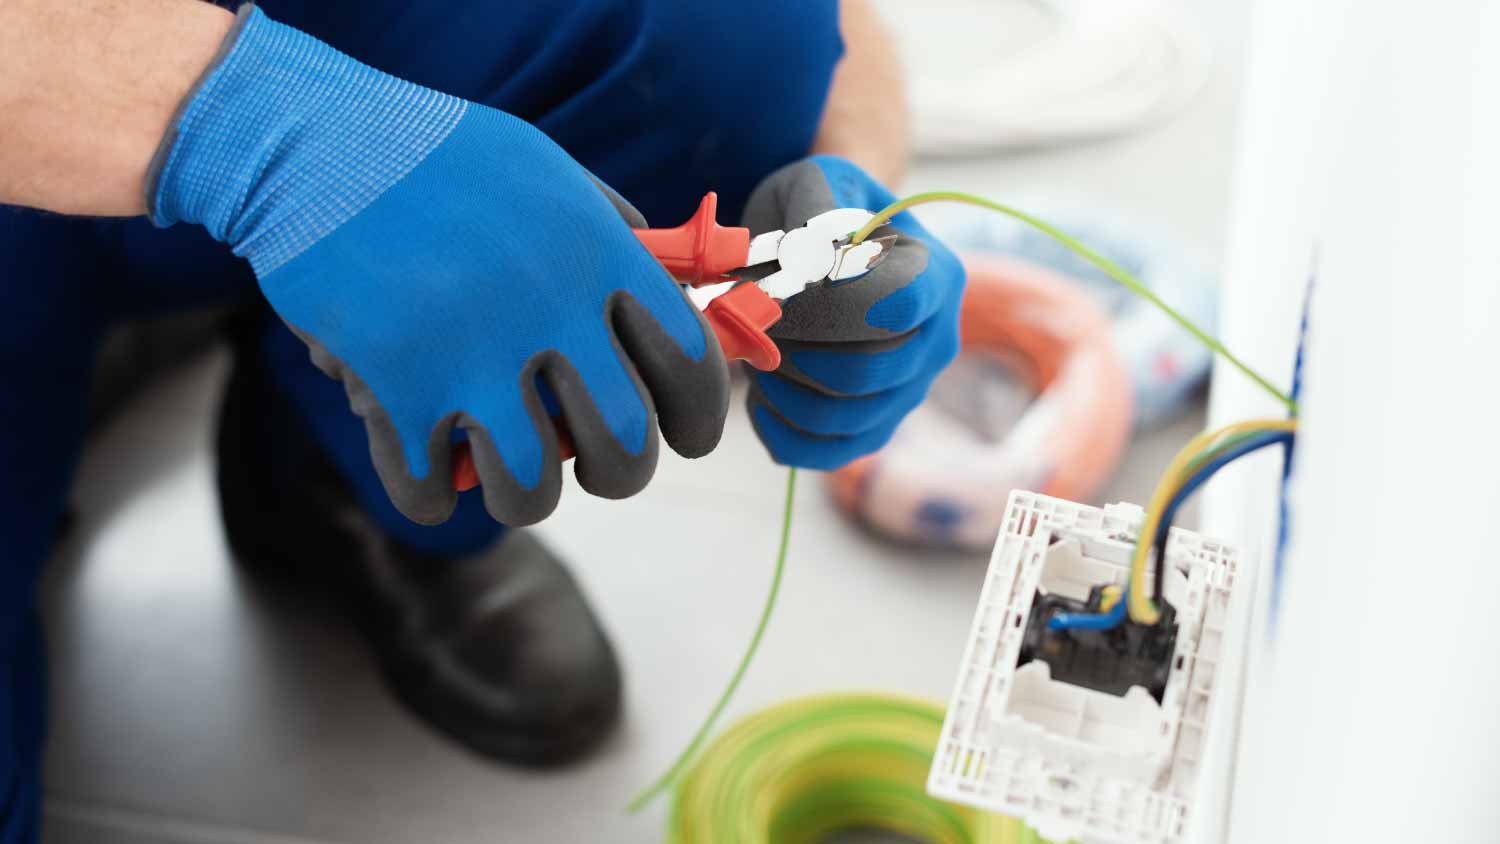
1126;418;1298;623
1098;585;1124;613
848;191;1297;414
669;692;1041;844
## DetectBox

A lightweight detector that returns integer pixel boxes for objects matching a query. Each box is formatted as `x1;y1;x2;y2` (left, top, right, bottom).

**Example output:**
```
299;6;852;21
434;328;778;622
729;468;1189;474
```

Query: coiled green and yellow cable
668;692;1040;844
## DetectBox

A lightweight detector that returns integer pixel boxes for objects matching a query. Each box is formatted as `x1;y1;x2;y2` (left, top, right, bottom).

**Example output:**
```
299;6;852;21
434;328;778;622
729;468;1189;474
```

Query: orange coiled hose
828;253;1132;548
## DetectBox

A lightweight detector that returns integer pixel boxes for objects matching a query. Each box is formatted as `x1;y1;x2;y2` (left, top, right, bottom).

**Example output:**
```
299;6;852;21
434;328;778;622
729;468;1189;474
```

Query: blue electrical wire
1048;429;1296;633
1150;430;1295;602
1047;586;1128;631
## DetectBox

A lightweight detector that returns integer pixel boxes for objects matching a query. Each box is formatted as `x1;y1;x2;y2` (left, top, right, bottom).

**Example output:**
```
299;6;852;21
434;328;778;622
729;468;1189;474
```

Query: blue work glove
149;6;728;526
740;156;965;469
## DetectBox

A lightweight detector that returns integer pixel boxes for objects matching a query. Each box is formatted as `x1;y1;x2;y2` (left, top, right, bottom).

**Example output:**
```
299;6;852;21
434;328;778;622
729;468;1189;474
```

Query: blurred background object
827;251;1133;549
923;201;1217;429
873;0;1211;155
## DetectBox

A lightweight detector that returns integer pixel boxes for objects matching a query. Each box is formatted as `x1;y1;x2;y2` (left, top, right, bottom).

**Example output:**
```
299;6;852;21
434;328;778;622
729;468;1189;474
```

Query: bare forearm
811;0;910;187
0;0;233;215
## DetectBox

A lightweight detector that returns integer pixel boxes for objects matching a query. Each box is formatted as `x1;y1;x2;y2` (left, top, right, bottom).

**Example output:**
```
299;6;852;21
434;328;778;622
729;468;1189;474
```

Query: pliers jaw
735;208;896;301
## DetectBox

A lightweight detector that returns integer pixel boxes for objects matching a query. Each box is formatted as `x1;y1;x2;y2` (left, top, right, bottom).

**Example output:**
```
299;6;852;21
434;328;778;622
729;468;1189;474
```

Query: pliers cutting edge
452;192;897;490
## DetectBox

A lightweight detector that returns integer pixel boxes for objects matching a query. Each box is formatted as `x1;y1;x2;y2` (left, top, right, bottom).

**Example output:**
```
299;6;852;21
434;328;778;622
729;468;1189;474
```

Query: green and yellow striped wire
669;692;1041;844
1124;418;1298;624
633;191;1298;839
848;192;1296;414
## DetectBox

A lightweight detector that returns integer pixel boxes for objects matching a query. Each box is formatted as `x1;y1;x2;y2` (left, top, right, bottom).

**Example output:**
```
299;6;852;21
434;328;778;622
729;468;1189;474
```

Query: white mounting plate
927;491;1249;844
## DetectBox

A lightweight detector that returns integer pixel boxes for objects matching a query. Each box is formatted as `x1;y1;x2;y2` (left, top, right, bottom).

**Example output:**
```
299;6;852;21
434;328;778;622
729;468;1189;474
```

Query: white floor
38;6;1246;842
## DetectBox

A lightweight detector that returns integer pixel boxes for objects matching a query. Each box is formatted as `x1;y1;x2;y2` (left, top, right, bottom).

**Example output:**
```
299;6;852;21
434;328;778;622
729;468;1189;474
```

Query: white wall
1211;1;1500;841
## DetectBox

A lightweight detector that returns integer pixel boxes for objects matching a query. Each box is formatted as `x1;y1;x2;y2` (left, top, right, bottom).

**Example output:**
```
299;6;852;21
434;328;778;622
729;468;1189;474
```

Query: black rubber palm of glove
739;156;966;470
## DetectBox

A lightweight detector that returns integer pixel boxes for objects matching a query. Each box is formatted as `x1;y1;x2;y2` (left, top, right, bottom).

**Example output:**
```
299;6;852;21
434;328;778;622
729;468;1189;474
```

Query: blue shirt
261;0;844;224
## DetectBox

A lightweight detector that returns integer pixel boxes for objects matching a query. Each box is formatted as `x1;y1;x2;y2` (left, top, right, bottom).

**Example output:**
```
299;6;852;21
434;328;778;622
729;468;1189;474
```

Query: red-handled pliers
452;192;896;491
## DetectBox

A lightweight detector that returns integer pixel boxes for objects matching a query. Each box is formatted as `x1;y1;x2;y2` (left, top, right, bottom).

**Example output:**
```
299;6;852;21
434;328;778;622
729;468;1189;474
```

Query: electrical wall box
928;492;1251;843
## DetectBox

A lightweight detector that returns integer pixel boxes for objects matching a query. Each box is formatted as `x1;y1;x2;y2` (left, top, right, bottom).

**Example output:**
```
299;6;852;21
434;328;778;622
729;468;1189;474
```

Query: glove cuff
146;4;467;275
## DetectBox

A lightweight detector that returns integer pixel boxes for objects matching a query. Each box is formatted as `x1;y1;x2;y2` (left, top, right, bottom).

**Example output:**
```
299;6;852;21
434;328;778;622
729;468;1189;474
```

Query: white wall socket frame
928;491;1250;843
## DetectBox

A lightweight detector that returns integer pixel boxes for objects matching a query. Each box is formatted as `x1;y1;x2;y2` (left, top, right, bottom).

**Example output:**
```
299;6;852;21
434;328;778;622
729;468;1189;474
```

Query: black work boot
214;341;622;765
